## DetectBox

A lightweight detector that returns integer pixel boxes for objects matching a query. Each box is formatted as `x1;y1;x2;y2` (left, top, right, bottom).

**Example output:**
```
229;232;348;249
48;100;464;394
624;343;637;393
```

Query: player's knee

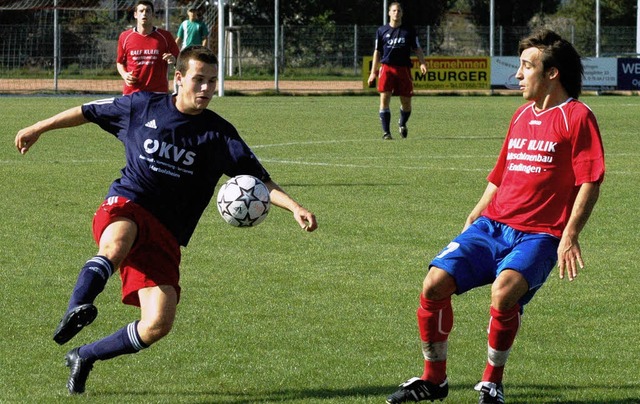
422;267;456;300
98;219;137;267
138;318;174;345
491;271;528;310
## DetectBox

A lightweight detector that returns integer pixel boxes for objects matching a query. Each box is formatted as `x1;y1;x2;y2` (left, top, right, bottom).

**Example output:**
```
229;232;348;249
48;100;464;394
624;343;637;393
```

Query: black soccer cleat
399;125;408;139
65;347;94;394
53;304;98;345
475;381;504;404
386;377;449;403
383;132;393;140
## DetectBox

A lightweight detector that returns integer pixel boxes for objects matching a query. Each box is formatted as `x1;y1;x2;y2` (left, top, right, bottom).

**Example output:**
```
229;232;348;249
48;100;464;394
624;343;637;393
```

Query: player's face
389;5;403;23
515;47;553;104
176;59;217;114
134;5;153;26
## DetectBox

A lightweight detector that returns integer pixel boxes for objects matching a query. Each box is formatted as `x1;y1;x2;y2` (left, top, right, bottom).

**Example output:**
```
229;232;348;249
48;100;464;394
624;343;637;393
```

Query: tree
549;0;637;55
468;0;561;26
229;0;449;27
466;0;562;55
557;0;637;25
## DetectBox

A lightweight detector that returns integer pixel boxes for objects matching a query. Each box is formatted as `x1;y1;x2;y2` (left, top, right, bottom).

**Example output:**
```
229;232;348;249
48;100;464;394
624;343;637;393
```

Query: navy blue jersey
82;92;270;246
374;24;421;68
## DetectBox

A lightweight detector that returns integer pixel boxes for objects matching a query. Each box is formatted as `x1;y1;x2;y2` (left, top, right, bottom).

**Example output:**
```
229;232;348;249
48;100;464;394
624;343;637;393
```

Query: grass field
1;94;638;403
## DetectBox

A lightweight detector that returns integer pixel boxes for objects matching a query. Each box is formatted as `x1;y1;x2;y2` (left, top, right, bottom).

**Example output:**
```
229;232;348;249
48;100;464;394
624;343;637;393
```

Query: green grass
0;95;638;403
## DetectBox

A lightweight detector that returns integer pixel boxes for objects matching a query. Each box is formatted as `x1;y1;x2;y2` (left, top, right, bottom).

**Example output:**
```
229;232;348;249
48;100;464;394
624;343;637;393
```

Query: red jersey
483;99;605;238
117;27;180;95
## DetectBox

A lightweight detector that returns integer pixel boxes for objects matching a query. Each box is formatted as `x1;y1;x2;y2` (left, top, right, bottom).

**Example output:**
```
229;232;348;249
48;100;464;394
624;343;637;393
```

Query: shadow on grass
98;382;640;403
506;382;640;404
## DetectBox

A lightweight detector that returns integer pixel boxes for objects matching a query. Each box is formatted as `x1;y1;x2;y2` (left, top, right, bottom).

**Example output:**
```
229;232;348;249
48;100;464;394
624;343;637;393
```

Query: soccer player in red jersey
116;0;180;94
367;2;427;140
387;29;605;404
15;46;317;395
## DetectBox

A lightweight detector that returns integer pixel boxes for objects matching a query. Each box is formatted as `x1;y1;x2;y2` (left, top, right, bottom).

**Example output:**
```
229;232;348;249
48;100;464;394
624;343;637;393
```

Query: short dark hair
136;0;154;13
176;46;218;74
518;29;583;99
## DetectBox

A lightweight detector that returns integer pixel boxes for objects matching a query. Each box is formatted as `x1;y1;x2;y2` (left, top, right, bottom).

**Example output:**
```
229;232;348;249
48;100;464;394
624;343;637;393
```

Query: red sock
417;295;453;384
482;304;521;383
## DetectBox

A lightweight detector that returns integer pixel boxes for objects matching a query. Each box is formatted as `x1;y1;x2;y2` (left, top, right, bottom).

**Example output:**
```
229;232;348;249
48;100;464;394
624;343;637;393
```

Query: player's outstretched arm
264;180;317;232
15;106;88;154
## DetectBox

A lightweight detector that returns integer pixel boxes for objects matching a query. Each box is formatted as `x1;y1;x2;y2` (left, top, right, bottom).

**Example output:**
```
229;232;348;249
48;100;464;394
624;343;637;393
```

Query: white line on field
259;158;490;172
250;137;501;149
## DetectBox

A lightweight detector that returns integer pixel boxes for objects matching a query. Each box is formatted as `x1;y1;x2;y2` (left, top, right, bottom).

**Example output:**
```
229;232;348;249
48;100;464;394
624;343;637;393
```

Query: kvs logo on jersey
143;139;196;166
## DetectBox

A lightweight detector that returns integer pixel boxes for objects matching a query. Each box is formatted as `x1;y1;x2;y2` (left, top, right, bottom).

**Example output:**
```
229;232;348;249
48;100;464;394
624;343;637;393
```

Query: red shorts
378;64;414;97
92;196;181;307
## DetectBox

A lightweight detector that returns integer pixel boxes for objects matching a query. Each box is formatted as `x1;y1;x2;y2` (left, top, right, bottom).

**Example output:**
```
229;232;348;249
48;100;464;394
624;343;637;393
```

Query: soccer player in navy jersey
15;45;317;395
367;2;427;140
386;30;604;403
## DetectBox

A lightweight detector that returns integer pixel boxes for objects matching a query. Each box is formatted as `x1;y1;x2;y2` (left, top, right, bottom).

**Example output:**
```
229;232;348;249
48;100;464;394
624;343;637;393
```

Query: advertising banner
492;57;618;90
363;56;490;90
617;58;640;90
365;56;627;91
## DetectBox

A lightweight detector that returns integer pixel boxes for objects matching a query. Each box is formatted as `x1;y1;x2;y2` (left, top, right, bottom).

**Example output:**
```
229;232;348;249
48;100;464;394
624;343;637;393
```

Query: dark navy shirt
374;24;421;67
82;92;270;246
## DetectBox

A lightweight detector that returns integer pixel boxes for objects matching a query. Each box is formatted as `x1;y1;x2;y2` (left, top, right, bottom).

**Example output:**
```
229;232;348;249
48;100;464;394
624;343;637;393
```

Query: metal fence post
53;0;59;92
353;24;358;75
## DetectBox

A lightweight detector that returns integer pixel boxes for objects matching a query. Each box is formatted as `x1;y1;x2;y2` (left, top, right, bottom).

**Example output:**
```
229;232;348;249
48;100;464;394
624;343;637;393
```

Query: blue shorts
429;217;559;306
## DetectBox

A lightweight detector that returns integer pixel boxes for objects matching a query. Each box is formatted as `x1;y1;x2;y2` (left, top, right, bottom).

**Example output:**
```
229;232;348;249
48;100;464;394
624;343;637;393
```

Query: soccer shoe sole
53;304;98;345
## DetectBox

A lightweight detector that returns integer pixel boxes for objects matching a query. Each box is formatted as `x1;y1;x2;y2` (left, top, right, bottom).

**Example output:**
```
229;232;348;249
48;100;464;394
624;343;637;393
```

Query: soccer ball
216;175;270;227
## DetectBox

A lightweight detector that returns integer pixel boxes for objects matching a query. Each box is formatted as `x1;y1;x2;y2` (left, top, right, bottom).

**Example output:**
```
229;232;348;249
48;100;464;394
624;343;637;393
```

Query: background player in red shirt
367;2;427;140
116;0;180;94
387;29;605;404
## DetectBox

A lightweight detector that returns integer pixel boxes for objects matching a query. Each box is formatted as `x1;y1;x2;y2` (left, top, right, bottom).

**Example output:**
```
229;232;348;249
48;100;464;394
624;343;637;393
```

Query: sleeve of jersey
165;30;181;56
571;108;606;185
81;96;131;138
116;33;127;64
374;28;383;52
176;23;184;39
223;133;271;183
411;27;420;49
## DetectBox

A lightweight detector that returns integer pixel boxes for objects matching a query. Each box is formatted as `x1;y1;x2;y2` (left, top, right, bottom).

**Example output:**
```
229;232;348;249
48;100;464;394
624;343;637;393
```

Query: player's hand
557;236;583;281
294;206;317;232
420;63;427;75
163;53;176;65
15;127;41;154
367;72;376;87
124;71;138;86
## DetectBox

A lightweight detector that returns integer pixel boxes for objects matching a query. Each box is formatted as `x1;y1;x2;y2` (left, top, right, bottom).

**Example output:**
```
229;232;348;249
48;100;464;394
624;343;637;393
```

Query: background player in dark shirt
15;45;317;395
367;2;427;140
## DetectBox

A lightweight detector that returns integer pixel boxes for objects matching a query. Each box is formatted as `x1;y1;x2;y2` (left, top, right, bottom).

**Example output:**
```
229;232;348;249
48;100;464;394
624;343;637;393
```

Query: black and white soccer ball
216;175;270;227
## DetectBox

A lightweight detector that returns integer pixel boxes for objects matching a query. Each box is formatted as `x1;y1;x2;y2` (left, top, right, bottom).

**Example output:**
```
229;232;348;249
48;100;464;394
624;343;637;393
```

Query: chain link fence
0;6;638;93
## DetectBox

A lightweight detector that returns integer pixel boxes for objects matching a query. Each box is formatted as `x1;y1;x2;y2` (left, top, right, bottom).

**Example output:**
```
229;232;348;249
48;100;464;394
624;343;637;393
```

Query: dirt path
0;79;364;94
